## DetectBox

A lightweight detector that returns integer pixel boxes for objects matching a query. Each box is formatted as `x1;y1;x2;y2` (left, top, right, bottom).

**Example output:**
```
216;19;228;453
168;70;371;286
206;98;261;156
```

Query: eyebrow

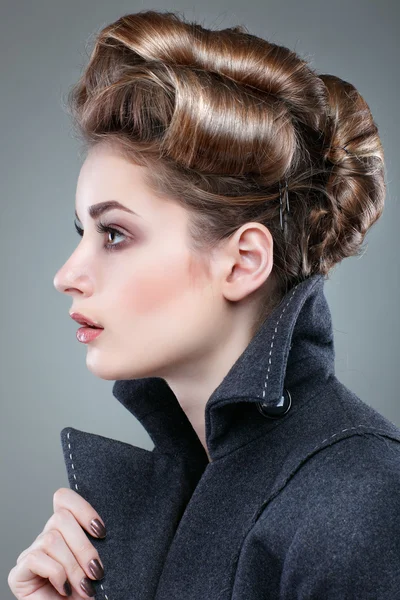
74;200;142;222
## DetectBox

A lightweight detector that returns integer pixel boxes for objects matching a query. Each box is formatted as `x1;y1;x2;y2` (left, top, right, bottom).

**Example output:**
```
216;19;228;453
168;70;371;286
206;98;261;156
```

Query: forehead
75;146;191;232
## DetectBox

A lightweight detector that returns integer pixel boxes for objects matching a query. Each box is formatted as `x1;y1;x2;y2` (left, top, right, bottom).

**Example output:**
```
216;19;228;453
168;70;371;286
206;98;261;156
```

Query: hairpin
276;146;350;237
279;177;290;237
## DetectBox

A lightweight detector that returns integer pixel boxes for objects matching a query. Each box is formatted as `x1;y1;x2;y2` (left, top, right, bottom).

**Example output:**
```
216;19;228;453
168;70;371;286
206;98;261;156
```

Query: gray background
1;1;398;597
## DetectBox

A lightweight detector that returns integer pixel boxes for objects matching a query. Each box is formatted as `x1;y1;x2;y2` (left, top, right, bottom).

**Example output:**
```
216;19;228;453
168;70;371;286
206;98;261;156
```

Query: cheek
117;251;210;317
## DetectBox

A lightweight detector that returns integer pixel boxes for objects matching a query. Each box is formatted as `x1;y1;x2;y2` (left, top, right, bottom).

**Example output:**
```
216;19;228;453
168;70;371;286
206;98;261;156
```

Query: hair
64;9;386;337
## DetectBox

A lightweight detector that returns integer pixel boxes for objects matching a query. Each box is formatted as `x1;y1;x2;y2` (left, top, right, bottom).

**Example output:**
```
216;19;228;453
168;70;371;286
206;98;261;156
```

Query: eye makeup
73;219;130;252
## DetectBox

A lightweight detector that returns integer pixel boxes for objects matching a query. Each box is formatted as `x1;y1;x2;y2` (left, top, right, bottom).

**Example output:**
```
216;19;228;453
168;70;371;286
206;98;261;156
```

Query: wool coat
60;273;400;599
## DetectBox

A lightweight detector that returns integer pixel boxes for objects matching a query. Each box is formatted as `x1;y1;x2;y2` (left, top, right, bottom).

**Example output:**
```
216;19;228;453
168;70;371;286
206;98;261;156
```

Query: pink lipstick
76;327;104;343
69;312;104;344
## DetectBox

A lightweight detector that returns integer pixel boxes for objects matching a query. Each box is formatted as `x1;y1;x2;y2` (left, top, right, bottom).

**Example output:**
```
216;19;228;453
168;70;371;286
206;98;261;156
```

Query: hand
8;487;106;599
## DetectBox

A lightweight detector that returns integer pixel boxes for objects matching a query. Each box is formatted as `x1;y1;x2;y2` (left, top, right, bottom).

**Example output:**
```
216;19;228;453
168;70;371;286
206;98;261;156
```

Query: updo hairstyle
65;10;386;336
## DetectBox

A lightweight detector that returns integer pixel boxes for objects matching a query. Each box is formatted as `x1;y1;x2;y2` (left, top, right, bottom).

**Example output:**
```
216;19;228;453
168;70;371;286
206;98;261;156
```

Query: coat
60;272;400;599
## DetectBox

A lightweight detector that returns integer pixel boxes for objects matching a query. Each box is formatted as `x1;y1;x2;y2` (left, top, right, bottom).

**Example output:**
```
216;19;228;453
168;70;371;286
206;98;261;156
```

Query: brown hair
65;9;386;337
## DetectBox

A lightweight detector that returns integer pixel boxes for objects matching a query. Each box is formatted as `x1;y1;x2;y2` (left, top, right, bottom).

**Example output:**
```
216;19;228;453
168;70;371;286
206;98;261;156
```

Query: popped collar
110;272;335;462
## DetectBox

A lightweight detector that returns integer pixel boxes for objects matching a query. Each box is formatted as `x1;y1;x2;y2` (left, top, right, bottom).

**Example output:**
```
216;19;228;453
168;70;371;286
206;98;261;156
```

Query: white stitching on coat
66;431;109;600
261;285;299;399
67;431;79;492
310;424;399;452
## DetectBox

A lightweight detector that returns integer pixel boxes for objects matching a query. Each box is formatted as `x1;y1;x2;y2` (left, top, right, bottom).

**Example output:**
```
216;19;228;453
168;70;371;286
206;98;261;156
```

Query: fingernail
90;518;106;538
80;576;95;597
88;557;104;579
63;579;72;596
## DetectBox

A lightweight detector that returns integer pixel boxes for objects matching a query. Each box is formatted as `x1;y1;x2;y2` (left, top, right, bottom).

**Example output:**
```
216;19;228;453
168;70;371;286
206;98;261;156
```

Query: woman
9;9;400;600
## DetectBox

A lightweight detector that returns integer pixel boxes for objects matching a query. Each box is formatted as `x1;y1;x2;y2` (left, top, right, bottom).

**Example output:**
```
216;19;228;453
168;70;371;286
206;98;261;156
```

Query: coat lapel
61;376;210;598
60;422;208;599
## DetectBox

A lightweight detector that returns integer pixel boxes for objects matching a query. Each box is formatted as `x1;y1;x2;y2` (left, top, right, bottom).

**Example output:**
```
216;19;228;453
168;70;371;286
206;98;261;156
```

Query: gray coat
60;273;400;599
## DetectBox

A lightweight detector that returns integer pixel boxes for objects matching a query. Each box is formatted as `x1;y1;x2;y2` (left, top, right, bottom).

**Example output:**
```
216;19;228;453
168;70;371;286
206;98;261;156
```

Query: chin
85;356;122;381
85;347;171;381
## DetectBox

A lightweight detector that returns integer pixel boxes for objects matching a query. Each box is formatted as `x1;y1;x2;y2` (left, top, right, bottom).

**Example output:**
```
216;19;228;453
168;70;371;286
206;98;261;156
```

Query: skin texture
53;142;275;461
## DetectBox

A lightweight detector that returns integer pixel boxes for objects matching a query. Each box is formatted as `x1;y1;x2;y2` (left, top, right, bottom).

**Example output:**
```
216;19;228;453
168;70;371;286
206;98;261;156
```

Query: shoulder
285;431;400;540
258;432;400;598
291;377;400;518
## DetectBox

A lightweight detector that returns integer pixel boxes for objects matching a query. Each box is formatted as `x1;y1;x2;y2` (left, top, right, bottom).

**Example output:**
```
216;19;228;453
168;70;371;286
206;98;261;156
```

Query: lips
70;312;104;329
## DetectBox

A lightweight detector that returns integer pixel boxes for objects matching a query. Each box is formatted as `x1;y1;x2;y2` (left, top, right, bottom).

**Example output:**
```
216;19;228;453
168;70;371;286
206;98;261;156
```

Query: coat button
256;388;292;419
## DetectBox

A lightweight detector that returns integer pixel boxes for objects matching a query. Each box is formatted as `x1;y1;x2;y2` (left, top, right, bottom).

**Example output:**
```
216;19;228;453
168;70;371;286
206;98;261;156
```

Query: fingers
8;549;71;597
38;509;104;596
8;488;107;600
52;488;106;539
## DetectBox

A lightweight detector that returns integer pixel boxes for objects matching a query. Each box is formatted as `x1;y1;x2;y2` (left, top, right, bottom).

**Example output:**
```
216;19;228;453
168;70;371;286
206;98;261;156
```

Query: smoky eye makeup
73;219;131;252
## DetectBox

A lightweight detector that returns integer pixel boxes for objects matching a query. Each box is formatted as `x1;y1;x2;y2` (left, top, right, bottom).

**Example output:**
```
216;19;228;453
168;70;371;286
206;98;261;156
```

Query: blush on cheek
119;259;201;316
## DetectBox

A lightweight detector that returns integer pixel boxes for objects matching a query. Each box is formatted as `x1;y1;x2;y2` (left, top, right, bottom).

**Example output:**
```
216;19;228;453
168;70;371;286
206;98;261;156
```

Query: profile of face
53;142;273;391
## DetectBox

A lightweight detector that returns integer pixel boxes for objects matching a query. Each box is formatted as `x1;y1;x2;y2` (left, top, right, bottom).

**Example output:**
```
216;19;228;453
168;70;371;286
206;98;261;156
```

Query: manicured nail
80;576;95;597
63;579;72;596
90;518;106;538
88;557;104;579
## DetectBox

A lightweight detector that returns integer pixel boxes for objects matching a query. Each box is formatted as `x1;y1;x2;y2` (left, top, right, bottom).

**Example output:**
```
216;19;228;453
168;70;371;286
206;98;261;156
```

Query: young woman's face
53;143;229;382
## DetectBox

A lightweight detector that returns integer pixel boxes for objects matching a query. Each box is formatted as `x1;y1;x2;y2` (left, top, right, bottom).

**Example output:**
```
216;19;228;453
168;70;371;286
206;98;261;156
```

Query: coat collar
112;273;335;462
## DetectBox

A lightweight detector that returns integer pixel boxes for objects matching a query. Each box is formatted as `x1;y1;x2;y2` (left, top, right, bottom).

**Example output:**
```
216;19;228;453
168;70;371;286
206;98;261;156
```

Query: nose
53;253;93;297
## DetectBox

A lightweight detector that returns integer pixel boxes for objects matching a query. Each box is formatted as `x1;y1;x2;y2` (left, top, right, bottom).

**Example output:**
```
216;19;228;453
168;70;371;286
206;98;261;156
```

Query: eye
74;220;129;252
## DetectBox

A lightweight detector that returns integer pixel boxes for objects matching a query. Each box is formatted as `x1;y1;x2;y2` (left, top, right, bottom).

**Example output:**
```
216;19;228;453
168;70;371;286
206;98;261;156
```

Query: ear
220;222;274;302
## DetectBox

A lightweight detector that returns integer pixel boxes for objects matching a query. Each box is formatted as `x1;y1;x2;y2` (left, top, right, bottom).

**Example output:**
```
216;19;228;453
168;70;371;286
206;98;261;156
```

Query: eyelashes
73;220;129;252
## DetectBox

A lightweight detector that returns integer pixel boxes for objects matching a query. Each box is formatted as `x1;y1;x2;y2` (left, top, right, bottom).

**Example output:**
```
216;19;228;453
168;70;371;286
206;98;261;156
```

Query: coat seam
260;283;300;400
254;425;400;521
65;430;110;600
